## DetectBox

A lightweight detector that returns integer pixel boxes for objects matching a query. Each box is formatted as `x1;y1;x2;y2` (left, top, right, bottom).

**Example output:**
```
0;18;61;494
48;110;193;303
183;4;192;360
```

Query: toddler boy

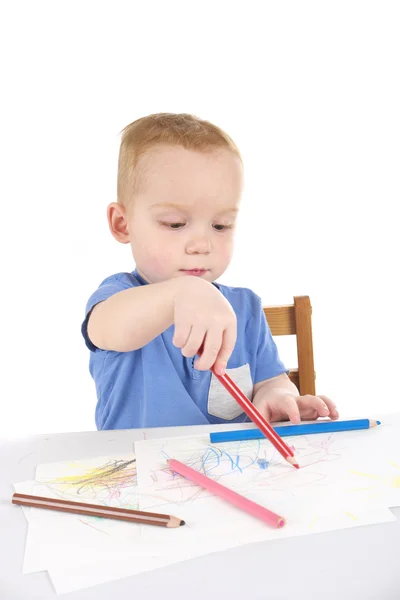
82;113;338;430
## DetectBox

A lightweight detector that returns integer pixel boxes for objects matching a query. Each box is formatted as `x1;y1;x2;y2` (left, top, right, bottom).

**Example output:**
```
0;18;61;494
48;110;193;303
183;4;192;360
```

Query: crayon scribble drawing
346;460;400;504
35;455;137;506
135;433;353;510
134;434;396;541
31;454;138;533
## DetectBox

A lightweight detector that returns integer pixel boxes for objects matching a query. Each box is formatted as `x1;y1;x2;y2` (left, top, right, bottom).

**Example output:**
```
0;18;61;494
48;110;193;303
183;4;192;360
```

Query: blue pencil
209;419;381;444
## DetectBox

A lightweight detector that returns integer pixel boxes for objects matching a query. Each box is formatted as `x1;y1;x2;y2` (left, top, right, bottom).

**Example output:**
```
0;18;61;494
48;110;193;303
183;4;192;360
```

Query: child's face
121;145;243;284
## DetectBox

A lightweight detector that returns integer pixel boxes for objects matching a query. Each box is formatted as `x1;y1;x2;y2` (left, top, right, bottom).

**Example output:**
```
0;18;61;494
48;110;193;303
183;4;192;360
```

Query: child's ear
107;202;130;244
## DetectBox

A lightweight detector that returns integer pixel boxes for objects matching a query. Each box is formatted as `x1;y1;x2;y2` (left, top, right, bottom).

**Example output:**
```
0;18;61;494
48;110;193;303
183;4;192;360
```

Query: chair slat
263;296;316;396
294;296;316;396
263;305;296;336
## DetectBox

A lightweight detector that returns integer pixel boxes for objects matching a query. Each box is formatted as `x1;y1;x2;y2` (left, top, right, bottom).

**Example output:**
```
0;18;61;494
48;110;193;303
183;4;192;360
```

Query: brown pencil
12;492;185;528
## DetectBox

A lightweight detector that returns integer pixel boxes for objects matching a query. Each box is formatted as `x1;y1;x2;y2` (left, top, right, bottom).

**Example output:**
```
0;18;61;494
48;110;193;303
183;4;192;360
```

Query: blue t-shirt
82;270;287;430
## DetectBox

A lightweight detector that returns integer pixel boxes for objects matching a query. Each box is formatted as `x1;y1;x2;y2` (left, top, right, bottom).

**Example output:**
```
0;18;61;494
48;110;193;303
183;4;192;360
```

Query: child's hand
253;390;339;424
172;276;237;375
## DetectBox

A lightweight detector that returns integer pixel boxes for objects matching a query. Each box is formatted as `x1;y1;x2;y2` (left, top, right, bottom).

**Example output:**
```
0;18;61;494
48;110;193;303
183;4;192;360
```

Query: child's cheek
218;241;234;265
142;248;176;280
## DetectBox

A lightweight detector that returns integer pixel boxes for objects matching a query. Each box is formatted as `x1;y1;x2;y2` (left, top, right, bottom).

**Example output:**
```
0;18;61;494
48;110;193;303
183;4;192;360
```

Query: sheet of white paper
136;424;400;504
13;480;47;574
15;455;178;576
15;453;141;574
46;507;395;595
318;418;400;508
17;475;395;594
14;477;146;576
20;478;393;590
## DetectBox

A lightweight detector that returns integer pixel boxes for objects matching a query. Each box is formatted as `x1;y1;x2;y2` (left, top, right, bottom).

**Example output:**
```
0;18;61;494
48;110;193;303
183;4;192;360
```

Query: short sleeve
81;273;137;352
253;296;288;384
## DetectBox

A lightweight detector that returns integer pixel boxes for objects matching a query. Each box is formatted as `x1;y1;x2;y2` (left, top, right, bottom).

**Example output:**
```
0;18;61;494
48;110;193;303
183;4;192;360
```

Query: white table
1;423;400;600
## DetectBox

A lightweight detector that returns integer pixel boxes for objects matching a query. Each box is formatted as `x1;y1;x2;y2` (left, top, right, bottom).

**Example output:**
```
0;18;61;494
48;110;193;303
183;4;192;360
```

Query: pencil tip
294;464;300;469
180;520;186;526
377;420;381;425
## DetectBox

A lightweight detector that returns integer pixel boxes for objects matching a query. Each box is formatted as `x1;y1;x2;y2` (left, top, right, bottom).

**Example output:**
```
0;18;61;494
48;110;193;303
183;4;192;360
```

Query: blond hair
117;113;241;205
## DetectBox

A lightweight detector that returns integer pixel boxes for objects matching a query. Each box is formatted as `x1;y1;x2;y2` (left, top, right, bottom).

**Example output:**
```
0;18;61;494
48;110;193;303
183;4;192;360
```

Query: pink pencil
167;458;286;528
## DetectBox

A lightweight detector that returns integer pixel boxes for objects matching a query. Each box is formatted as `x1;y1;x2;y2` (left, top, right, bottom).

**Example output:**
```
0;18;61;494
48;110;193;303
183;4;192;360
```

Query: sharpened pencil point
180;520;186;526
377;420;381;425
286;456;300;469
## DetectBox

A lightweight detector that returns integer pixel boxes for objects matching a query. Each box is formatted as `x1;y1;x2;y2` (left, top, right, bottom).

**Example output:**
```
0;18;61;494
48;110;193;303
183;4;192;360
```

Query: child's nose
185;236;212;255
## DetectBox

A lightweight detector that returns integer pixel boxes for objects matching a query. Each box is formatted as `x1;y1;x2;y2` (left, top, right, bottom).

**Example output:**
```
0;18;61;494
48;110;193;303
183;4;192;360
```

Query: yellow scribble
349;464;400;492
348;487;375;492
309;516;318;529
349;471;383;480
388;461;400;471
345;512;357;521
42;459;137;495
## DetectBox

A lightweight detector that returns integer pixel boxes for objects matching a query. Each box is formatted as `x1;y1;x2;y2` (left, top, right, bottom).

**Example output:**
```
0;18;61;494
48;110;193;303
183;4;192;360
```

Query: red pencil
211;367;300;469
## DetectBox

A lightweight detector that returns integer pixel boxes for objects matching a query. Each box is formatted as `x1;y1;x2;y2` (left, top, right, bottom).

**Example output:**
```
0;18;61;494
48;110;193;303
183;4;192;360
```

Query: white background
1;1;399;437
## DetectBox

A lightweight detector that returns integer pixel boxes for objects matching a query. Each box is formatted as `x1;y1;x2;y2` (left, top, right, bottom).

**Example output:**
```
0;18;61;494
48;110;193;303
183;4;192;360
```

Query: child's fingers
297;395;330;417
297;395;339;419
180;324;207;359
280;395;301;424
318;395;339;419
172;321;192;349
213;327;237;375
194;329;223;371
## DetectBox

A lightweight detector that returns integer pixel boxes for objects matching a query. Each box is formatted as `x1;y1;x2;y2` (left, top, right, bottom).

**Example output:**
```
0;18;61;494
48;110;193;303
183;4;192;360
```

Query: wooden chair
263;296;316;396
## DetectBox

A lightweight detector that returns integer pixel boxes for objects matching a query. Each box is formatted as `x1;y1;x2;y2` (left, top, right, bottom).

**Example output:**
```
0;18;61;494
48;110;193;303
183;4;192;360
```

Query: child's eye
213;224;232;231
163;222;185;229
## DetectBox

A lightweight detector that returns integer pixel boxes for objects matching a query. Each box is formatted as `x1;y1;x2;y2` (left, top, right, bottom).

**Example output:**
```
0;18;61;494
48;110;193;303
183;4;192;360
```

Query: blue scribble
257;458;270;470
195;440;263;479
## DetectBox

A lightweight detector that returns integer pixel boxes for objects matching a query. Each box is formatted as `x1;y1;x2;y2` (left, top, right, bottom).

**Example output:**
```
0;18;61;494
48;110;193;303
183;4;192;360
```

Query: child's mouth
180;269;208;276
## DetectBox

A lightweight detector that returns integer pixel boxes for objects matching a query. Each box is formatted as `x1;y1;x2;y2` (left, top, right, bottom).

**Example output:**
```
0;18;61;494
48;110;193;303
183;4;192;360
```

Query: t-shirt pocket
207;363;253;421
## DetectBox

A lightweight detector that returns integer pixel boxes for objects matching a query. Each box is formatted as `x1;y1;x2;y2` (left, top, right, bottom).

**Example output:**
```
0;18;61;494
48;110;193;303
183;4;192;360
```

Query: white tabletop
1;423;399;600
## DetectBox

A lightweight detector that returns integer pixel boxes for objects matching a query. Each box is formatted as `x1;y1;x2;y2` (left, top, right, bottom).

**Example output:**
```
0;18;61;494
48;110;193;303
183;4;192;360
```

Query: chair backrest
263;296;316;396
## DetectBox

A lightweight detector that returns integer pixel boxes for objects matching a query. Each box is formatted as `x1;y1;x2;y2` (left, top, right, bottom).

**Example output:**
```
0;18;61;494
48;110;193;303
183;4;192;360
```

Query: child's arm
252;373;339;423
87;276;236;375
87;278;177;352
